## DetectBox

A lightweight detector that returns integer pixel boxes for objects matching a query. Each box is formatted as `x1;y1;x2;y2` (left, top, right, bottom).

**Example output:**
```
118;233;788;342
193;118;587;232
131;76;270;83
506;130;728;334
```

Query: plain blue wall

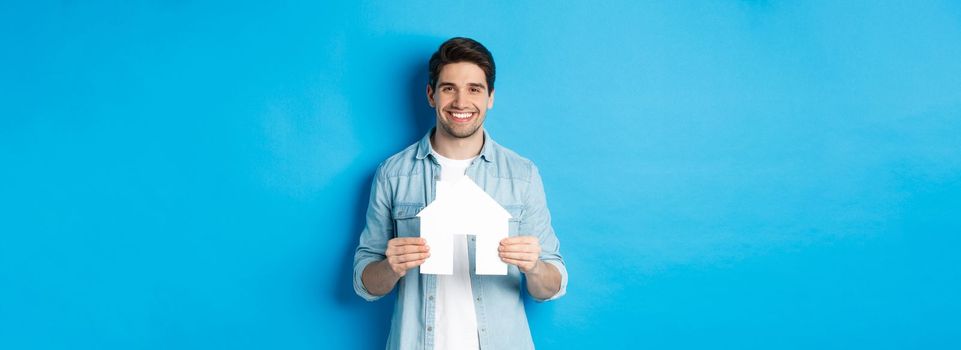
2;1;960;349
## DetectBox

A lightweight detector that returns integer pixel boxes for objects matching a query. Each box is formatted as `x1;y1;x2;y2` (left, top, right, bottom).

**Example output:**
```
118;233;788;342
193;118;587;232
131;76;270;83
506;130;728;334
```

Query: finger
500;236;538;245
391;245;429;255
385;238;428;254
500;257;528;264
395;252;430;264
499;252;537;261
390;237;427;246
388;253;428;266
500;257;535;269
404;259;427;270
498;244;540;253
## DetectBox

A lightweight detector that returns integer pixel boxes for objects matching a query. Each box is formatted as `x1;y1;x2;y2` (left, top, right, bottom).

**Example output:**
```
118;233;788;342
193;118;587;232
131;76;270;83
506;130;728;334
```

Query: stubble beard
440;120;482;139
438;111;484;139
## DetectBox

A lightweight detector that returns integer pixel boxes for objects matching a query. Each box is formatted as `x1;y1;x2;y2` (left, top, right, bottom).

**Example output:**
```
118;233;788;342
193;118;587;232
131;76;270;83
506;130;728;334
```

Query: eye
470;87;480;93
442;86;454;92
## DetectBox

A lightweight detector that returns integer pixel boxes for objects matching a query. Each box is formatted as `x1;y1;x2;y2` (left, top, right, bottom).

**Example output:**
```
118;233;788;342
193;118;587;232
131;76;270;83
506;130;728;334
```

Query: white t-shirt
431;150;480;350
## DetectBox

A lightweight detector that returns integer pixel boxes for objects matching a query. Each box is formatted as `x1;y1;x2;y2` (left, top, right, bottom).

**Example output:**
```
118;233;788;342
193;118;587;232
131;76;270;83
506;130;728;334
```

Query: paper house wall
416;177;512;275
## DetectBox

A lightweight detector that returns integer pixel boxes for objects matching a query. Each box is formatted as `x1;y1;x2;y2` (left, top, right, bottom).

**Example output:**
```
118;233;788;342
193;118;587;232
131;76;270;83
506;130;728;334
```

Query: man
353;37;568;350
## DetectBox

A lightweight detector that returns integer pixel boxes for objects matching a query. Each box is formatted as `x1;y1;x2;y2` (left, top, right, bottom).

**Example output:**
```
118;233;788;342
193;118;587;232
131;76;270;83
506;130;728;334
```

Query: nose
451;90;468;108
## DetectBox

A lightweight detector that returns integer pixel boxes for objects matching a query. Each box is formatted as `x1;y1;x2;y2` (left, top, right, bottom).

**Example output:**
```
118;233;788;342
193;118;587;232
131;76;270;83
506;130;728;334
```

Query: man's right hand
361;237;430;297
385;237;430;277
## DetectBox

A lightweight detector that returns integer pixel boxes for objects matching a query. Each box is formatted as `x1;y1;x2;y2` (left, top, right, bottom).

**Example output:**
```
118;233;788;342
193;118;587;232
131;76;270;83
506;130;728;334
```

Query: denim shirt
353;129;568;350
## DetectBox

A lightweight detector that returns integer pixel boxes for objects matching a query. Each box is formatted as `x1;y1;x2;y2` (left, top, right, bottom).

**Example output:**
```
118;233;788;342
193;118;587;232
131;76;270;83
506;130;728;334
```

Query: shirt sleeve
521;163;568;302
352;163;393;302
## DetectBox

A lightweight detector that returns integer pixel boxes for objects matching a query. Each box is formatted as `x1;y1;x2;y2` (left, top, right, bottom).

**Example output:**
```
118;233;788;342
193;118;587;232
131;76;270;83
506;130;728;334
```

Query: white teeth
452;112;472;119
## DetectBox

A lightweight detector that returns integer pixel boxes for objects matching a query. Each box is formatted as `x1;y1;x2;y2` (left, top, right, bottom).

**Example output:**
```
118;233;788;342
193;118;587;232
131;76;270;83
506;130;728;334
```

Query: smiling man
353;37;568;350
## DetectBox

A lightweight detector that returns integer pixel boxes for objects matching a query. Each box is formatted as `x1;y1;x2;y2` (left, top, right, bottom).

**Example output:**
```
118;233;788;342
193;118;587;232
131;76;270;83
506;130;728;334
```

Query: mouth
446;110;476;124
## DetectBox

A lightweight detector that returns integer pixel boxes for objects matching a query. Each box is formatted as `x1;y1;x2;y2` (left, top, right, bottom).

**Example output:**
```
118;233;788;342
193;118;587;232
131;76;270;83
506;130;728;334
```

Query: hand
499;236;541;273
385;237;430;277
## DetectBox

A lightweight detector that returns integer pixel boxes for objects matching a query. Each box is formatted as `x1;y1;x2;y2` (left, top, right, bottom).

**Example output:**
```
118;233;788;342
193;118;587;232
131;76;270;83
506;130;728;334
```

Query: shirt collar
416;127;494;163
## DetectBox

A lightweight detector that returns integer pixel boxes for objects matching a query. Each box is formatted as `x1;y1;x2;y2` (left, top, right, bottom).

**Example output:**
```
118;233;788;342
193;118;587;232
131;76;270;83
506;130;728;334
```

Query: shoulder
487;140;538;183
376;141;423;179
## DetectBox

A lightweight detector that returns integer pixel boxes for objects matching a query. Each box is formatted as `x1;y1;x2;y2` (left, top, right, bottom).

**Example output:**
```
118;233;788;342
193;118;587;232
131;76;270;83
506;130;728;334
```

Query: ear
426;84;436;108
487;89;495;109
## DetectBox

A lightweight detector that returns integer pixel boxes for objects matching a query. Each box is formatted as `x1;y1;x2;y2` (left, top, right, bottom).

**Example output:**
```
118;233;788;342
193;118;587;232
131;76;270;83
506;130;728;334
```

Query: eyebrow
438;81;488;89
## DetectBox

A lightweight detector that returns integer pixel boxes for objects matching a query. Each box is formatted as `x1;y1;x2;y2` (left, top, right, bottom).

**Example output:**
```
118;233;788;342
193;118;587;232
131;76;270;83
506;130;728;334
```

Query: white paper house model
416;177;512;275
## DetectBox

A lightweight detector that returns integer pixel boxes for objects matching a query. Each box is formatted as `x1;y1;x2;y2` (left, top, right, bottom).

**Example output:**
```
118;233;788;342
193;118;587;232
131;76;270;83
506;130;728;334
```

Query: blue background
2;1;961;349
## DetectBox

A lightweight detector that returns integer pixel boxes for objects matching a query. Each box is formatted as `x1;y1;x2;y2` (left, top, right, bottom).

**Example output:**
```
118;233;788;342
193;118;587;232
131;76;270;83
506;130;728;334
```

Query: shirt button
471;237;475;241
476;297;481;301
427;326;433;332
428;295;434;301
481;328;486;332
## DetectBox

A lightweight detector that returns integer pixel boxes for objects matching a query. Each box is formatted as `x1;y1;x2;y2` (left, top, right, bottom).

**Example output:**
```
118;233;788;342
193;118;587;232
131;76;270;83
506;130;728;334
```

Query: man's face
427;62;495;139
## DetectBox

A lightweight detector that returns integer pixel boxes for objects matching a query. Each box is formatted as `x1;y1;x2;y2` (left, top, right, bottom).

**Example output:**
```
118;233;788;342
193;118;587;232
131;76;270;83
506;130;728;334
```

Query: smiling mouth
447;111;475;123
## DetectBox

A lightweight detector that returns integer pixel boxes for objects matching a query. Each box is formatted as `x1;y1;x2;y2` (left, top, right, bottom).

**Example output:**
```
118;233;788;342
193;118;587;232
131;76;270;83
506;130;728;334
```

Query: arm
361;238;430;297
361;259;401;297
525;258;562;300
499;164;568;302
499;237;561;299
353;164;399;301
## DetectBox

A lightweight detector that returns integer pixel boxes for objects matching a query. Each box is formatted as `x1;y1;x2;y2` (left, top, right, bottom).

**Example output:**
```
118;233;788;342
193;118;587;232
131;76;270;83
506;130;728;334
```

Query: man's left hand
499;236;541;273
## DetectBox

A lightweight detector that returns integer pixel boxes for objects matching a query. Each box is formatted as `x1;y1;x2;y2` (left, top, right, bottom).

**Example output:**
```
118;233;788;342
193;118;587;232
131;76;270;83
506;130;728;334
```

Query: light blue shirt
353;128;569;350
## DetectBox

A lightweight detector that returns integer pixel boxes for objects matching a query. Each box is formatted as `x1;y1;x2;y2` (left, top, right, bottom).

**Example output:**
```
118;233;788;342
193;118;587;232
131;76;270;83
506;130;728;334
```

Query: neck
431;127;485;160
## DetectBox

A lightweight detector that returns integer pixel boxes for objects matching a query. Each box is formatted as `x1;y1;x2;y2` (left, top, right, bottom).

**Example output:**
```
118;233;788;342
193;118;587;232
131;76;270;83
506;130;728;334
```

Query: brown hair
428;37;496;93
